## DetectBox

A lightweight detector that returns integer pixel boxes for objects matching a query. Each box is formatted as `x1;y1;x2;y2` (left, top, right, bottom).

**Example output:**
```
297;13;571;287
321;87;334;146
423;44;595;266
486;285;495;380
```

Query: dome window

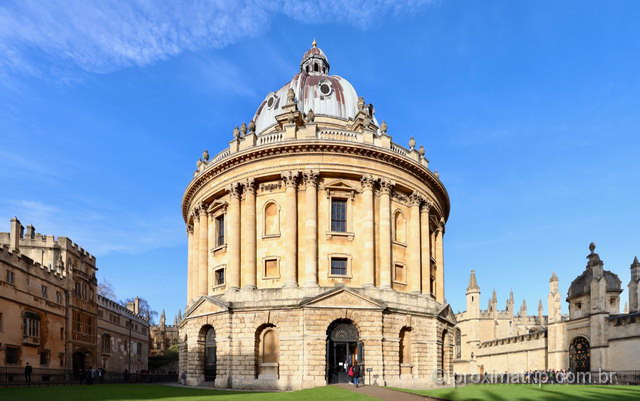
319;81;332;97
266;94;278;109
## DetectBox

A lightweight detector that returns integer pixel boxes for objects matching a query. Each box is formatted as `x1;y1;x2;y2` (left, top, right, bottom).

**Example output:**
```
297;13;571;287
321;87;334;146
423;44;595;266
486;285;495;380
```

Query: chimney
134;296;140;315
9;217;22;252
25;224;36;239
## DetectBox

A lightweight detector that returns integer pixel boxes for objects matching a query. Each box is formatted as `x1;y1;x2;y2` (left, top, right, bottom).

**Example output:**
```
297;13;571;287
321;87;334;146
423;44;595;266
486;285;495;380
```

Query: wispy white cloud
0;199;183;257
0;0;434;80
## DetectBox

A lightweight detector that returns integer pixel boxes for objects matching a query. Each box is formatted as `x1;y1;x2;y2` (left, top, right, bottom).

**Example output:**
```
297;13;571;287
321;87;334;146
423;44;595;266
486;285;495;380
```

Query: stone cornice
182;141;450;222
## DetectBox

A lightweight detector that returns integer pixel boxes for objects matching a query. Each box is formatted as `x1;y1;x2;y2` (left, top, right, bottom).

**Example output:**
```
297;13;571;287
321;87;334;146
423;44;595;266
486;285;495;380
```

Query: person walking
24;362;32;384
347;364;354;385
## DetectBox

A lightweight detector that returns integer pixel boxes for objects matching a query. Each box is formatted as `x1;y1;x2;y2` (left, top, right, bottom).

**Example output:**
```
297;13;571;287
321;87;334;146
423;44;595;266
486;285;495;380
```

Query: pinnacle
633;256;639;266
467;269;480;290
550;272;558;281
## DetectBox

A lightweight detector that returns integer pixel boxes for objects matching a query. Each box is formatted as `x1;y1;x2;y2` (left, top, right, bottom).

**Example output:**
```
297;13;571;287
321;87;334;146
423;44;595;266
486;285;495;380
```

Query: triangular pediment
323;180;357;199
301;286;386;310
184;296;229;319
437;303;457;325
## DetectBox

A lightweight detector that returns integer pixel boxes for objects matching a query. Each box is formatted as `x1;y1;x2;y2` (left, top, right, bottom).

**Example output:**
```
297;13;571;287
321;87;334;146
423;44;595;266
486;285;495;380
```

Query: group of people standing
347;361;362;386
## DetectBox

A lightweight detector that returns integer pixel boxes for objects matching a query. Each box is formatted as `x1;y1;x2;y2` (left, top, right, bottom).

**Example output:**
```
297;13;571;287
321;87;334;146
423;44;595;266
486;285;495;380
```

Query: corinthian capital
186;224;194;235
360;174;375;191
421;199;435;213
409;191;424;207
281;171;300;188
242;178;256;195
379;178;395;195
227;182;242;199
302;169;319;187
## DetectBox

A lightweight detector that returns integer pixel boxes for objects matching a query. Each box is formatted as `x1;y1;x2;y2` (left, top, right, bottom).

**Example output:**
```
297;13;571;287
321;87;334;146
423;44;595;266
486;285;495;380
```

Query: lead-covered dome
567;243;622;299
252;41;374;135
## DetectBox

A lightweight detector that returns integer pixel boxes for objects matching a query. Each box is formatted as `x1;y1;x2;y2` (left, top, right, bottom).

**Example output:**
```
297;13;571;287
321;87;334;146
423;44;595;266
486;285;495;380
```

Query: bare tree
120;297;158;323
97;278;117;300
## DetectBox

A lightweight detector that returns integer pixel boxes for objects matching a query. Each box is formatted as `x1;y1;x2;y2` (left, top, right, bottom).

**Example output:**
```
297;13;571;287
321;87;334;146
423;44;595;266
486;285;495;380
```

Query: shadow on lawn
0;384;264;401
430;385;640;401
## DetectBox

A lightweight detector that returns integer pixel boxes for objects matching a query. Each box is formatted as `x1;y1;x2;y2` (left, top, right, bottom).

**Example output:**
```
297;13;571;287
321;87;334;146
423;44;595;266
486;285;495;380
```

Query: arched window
306;65;309;73
314;63;319;72
394;211;406;243
256;325;279;379
204;327;216;382
454;329;461;359
264;201;280;236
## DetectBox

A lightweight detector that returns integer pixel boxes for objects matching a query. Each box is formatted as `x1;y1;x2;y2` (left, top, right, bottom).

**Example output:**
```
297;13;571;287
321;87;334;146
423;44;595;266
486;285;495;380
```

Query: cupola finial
312;38;317;48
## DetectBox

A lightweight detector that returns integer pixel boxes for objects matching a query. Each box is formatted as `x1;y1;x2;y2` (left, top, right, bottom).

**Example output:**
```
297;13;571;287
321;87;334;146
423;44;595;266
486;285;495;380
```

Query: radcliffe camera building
179;41;456;389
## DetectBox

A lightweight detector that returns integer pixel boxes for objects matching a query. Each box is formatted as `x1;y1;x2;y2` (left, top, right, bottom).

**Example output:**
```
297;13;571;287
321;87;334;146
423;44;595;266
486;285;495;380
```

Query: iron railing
0;367;177;386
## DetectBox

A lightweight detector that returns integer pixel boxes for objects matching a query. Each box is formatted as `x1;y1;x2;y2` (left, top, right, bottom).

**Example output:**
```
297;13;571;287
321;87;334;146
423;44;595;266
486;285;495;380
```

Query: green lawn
401;384;640;401
0;384;379;401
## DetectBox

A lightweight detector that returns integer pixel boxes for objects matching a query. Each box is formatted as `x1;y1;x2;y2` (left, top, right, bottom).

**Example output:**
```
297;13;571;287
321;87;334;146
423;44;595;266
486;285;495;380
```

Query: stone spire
506;289;515;314
160;309;166;327
538;299;544;322
629;256;640;313
466;270;480;317
467;270;480;291
488;288;497;311
548;272;562;323
519;299;527;317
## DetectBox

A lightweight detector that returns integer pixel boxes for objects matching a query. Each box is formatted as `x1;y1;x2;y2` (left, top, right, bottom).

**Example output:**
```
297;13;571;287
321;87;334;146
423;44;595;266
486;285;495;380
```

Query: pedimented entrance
326;319;363;384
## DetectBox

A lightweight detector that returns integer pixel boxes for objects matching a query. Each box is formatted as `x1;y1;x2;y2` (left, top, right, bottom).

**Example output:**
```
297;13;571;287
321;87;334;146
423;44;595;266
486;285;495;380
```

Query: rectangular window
5;346;19;365
23;316;40;344
60;327;64;340
216;215;225;246
264;259;278;278
394;264;406;283
6;270;15;284
40;350;50;366
215;268;225;286
330;257;348;276
56;291;62;304
41;285;48;299
331;198;347;232
0;313;3;332
58;353;65;367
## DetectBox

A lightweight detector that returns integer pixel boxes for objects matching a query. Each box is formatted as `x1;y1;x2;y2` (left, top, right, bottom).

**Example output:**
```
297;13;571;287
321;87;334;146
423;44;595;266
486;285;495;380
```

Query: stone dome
252;41;377;135
567;244;622;299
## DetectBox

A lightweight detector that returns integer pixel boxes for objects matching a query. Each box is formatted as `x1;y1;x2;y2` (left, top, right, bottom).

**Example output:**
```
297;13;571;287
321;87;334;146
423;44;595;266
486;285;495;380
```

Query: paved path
335;383;448;401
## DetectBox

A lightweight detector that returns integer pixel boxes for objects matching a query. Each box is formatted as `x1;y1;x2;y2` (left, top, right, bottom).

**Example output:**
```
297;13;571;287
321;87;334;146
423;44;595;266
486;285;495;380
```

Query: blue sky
1;0;639;321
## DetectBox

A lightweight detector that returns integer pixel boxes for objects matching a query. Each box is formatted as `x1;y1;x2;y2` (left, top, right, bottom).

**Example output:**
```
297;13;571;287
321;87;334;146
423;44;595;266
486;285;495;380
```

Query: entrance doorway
569;336;590;372
72;351;85;378
326;320;363;384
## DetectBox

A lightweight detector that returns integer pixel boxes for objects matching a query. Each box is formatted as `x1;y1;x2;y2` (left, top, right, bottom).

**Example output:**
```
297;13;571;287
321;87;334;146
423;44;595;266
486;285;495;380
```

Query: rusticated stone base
178;285;455;390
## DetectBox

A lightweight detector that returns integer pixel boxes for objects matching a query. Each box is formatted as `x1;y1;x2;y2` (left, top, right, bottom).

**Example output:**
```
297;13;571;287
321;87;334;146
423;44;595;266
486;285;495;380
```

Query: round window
267;96;275;108
320;83;331;95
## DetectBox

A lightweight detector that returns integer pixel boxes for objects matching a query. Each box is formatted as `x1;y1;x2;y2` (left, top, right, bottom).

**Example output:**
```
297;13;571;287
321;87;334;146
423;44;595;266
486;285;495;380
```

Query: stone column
379;178;393;290
227;183;242;291
192;210;201;301
186;224;194;303
281;171;299;288
241;179;257;290
408;192;422;294
420;202;432;297
435;221;445;303
361;175;376;288
303;170;319;287
198;203;209;297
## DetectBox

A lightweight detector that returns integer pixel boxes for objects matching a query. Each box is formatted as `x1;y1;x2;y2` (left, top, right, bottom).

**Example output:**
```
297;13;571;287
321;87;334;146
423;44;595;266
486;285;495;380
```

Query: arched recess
326;319;363;384
454;328;462;360
198;325;216;382
439;329;450;377
255;324;279;379
399;327;413;376
263;201;280;236
569;336;590;372
393;210;407;243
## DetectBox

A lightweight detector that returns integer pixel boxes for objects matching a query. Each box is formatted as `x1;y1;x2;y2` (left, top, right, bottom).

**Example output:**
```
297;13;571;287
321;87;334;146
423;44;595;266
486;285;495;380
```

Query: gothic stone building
178;42;456;390
150;310;181;355
0;218;149;376
454;243;640;375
